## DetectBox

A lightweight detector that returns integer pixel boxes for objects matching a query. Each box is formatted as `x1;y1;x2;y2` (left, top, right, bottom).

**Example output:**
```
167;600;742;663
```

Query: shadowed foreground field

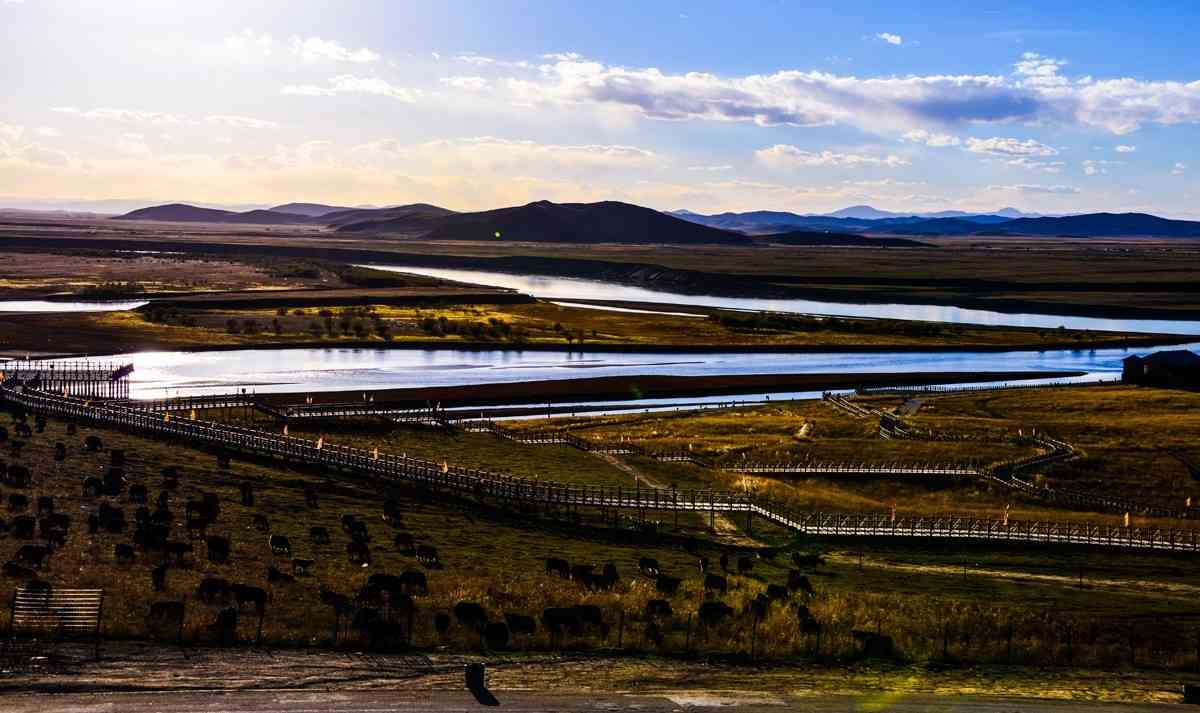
3;405;1200;672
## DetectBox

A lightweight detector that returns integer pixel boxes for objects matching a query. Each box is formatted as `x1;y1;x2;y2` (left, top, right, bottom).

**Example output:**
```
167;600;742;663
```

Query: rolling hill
268;202;354;218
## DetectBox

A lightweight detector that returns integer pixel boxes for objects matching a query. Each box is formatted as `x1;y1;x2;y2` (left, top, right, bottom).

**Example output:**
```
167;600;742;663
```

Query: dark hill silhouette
760;231;931;248
325;203;457;231
997;213;1200;237
396;200;751;245
268;202;353;218
115;203;239;222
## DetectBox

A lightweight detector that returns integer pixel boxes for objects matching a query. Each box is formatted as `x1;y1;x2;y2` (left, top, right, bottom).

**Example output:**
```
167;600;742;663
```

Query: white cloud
439;76;490;92
1115;144;1137;152
755;144;910;169
1005;158;1065;173
686;164;734;172
1172;162;1187;175
543;52;583;61
51;107;278;129
499;54;1200;136
288;36;379;63
965;136;1058;156
220;29;275;63
901;129;961;147
989;183;1080;194
32;127;61;137
1082;159;1122;176
456;54;496;66
349;136;660;172
876;32;903;46
281;75;420;102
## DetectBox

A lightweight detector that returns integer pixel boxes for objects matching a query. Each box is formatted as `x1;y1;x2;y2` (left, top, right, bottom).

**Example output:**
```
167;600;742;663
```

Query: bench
6;587;105;660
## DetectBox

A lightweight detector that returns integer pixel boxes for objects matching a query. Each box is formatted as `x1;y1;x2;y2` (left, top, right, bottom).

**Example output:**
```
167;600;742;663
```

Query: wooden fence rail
4;373;1198;553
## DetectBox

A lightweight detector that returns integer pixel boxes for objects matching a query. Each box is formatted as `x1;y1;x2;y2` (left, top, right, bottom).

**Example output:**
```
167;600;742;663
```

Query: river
0;299;149;313
359;264;1200;336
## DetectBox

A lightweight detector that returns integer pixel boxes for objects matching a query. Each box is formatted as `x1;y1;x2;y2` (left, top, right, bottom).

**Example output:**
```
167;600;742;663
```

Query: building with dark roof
1122;350;1200;388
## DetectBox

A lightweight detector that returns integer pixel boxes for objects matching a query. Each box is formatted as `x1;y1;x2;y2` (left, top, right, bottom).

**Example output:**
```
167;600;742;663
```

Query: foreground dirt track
0;642;1191;708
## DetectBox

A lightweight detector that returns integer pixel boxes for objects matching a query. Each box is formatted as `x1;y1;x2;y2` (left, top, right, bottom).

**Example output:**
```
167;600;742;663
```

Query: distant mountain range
110;200;1200;242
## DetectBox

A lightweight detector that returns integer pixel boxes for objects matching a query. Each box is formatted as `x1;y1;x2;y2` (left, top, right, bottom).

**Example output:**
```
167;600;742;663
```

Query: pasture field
4;402;1200;671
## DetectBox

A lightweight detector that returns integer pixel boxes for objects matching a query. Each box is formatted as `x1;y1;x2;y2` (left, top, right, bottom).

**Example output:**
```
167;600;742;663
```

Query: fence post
617;608;624;649
1006;621;1013;663
943;621;950;660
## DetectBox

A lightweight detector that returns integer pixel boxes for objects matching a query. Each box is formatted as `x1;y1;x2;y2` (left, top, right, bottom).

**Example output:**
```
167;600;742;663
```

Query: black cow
719;553;730;572
16;544;51;569
346;541;371;565
792;552;825;569
504;613;536;636
309;526;330;545
698;601;734;628
416;544;439;567
233;584;268;614
382;498;402;526
3;561;35;579
569;564;595;582
304;488;319;509
207;535;231;564
8;494;29;514
400;568;428;595
129;484;148;505
434;612;451;636
269;534;291;556
103;467;125;495
145;600;186;640
267;565;296;584
211;607;238;646
545;557;570;578
53;442;66;462
198;573;230;602
252;514;271;533
164;540;193;563
239;483;254;507
766;583;790;601
292;558;315;576
788;571;815;596
36;497;53;517
737;556;754;574
114;543;135;564
704;573;728;594
453;601;489;631
11;515;35;538
655;574;682;597
110;449;125;467
393;532;415;554
638;557;660;577
7;465;30;488
484;621;510;650
645;599;673;619
151;562;169;592
82;477;103;498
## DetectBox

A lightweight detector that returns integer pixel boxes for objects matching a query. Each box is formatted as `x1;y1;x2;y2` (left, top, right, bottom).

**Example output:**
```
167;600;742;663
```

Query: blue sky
1;0;1197;216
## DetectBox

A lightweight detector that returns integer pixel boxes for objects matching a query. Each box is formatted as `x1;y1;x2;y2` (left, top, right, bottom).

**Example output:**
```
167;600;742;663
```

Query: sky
1;0;1198;216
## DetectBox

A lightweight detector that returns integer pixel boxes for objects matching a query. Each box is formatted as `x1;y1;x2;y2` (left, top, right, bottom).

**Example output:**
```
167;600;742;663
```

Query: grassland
4;406;1200;674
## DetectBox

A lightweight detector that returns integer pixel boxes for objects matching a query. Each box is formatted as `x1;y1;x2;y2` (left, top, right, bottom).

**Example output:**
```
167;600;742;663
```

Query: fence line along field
4;363;1200;671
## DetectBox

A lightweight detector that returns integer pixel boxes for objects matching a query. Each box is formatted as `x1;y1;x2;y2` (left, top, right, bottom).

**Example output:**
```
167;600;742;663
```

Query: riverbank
257;370;1085;408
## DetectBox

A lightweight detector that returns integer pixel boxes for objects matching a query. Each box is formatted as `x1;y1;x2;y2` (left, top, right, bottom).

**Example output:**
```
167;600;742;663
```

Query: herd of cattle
1;407;832;651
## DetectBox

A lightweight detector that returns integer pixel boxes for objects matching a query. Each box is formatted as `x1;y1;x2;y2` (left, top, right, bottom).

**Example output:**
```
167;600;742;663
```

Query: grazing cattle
655;574;682;597
129;484;148;505
504;613;536;636
233;584;268;614
252;514;270;533
134;506;151;526
3;561;35;579
134;524;169;552
645;599;673;619
416;544;439;567
542;607;582;636
152;508;174;527
114;543;135;564
186;514;207;539
103;468;125;496
799;614;822;635
98;503;127;533
346;541;371;566
852;629;895;658
382;499;402;526
206;536;231;564
7;465;30;488
638;557;660;577
164;540;193;563
453;601;489;631
698;601;734;628
9;441;24;458
644;621;664;647
269;534;291;556
15;544;51;569
484;621;510;650
766;583;790;601
42;527;67;549
569;564;595;582
787;571;815;597
719;553;729;572
156;491;170;510
309;526;330;545
81;477;103;498
11;515;35;539
792;552;825;569
44;512;70;531
239;483;254;507
211;607;238;646
292;558;315;576
54;442;66;462
434;612;451;636
145;601;185;640
737;556;754;575
304;488;319;509
393;532;415;554
8;494;29;513
151;562;169;592
267;565;296;584
400;568;428;596
704;574;728;594
319;587;351;613
545;557;570;578
14;422;32;439
602;562;619;584
340;514;359;533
